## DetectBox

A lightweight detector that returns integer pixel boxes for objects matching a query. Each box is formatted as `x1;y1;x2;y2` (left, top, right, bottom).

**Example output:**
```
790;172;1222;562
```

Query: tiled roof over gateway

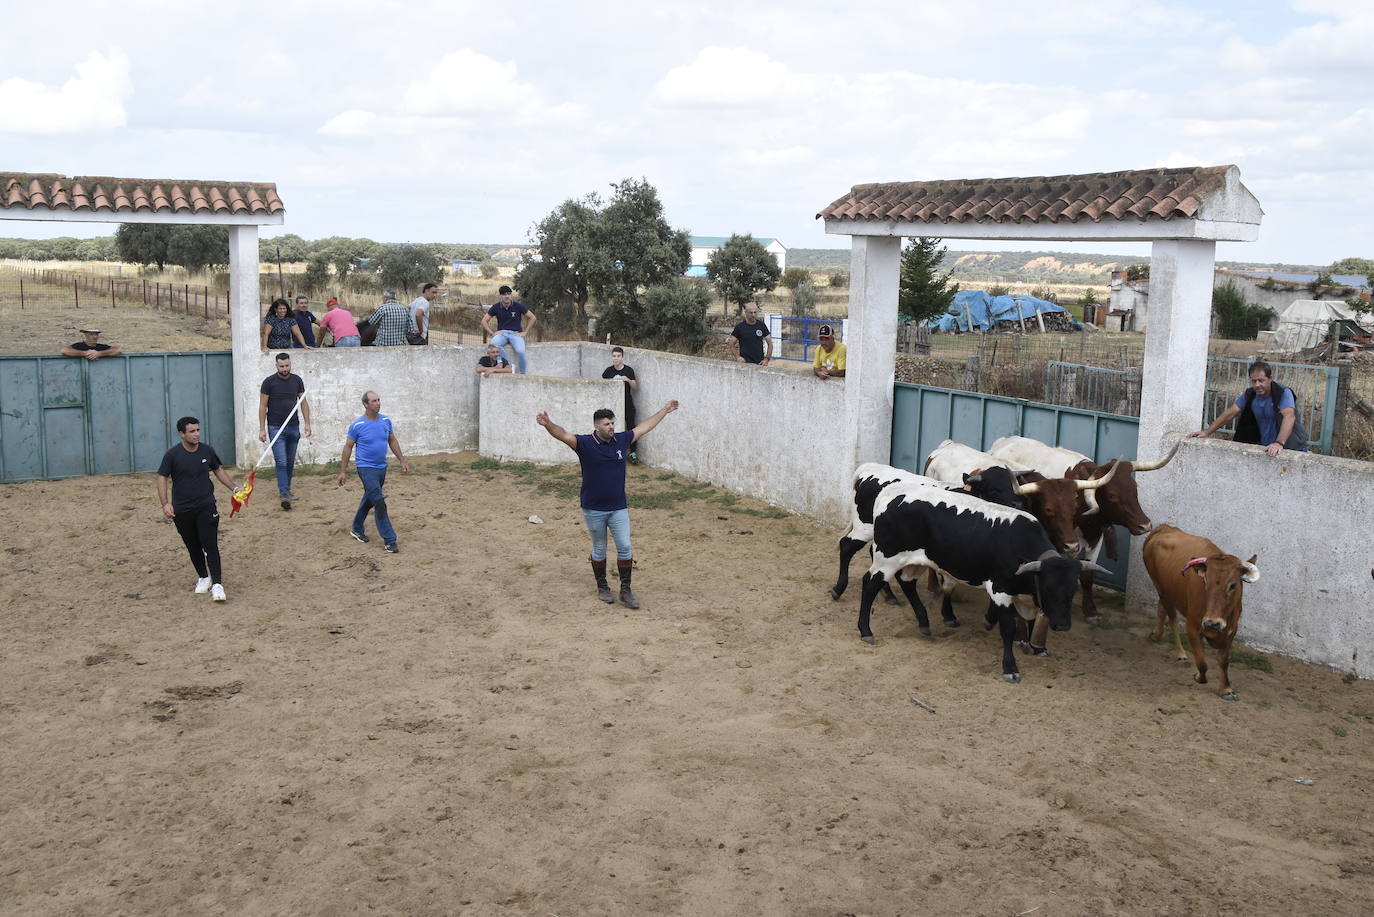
1;173;284;217
818;166;1234;225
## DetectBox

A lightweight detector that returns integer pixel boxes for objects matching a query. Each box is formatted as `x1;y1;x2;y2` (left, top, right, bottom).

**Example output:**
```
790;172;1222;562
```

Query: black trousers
173;503;223;584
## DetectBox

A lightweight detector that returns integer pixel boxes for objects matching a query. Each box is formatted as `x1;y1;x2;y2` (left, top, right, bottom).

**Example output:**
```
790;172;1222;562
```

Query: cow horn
1082;561;1111;575
1082;489;1100;515
1076;458;1120;492
1015;550;1059;576
1013;479;1041;496
1134;439;1181;472
1242;557;1260;584
965;471;984;484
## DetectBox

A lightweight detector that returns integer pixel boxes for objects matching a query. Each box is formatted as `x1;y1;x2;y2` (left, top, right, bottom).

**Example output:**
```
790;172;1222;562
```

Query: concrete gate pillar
842;235;902;491
228;225;261;466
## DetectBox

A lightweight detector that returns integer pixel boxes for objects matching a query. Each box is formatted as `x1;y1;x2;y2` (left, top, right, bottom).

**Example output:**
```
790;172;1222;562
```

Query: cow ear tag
1181;556;1208;576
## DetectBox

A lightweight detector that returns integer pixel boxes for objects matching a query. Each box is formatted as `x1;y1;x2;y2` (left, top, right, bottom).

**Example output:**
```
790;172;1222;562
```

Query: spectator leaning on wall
1188;359;1309;457
62;328;122;360
812;325;846;380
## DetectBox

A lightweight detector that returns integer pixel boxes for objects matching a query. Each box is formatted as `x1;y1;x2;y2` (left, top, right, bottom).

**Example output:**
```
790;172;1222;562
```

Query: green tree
377;243;445;297
828;271;848;288
302;252;332;294
898;237;959;323
778;266;809;291
706;234;782;313
451;244;490;262
519;178;690;330
1212;282;1274;339
325;238;383;282
793;279;817;316
166;225;229;273
266;234;309;263
1331;257;1374;275
115;224;173;270
597;278;712;353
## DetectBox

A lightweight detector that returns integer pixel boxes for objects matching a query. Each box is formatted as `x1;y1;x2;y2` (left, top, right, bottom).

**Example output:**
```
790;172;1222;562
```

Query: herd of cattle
830;436;1261;700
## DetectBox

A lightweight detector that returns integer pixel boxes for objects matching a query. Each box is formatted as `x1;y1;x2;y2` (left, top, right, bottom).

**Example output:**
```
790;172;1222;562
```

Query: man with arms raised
536;399;680;608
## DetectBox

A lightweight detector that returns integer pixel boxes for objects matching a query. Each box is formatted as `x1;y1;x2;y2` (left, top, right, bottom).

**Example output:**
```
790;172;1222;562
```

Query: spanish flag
230;470;256;517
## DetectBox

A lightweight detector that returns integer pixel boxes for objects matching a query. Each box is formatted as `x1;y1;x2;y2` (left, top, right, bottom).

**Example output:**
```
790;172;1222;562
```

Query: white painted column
842;235;901;484
1127;238;1216;611
228;224;260;467
1136;239;1215;450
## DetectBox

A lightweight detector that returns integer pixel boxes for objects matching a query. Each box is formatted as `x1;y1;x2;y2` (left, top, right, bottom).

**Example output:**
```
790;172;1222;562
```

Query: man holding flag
158;416;238;602
259;353;312;510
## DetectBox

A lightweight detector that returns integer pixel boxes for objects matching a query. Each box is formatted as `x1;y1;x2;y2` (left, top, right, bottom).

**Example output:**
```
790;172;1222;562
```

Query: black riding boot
590;557;615;603
617;558;640;609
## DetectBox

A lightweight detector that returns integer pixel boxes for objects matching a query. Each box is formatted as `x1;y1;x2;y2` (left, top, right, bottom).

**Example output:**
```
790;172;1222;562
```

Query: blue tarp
932;291;1072;332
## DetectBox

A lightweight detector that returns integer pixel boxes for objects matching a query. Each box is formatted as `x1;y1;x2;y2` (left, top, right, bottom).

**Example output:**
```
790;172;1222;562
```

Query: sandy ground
3;454;1374;916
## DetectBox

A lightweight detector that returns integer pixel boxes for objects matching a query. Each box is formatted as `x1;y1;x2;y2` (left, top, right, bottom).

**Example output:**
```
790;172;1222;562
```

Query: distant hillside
789;247;1325;285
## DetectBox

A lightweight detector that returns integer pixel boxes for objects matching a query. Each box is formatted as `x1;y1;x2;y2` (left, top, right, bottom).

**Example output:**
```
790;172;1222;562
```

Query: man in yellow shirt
812;324;847;380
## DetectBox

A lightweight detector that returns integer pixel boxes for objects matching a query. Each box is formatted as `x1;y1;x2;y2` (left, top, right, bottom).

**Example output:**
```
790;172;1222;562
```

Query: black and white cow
860;481;1108;683
831;462;1021;603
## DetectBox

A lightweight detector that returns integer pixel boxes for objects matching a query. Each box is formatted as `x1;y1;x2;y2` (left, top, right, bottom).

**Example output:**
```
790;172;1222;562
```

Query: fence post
74;279;79;308
18;277;23;309
110;278;115;308
204;285;209;318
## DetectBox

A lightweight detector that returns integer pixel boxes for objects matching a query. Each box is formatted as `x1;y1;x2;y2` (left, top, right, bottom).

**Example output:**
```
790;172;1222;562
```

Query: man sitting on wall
62;328;123;361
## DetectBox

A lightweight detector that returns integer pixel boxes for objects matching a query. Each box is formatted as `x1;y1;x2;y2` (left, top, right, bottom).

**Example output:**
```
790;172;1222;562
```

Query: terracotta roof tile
0;172;285;218
818;166;1233;225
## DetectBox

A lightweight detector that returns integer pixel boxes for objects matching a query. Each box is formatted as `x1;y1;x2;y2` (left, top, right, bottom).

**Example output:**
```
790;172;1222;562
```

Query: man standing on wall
365;289;417;347
601;345;639;464
730;302;772;365
337;391;410;552
258;353;312;510
482;285;537;373
409;283;439;345
536;399;679;608
1188;360;1309;456
157;416;238;602
811;324;847;380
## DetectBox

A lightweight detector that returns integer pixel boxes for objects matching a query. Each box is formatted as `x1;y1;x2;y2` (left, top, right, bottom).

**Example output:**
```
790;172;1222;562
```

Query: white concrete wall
479;375;626;464
1126;438;1374;679
239;346;482;467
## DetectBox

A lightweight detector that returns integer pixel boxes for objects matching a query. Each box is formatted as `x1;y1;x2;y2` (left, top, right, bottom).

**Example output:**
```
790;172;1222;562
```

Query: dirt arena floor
2;454;1373;916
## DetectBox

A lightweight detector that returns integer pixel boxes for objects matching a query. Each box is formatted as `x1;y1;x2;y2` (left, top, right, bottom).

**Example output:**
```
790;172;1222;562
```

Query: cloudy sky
1;0;1369;264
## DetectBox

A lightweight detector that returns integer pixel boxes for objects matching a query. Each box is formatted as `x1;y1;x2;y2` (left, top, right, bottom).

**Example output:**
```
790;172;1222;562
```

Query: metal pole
110;278;115;309
204;285;209;318
184;283;189;314
74;279;79;308
19;277;23;309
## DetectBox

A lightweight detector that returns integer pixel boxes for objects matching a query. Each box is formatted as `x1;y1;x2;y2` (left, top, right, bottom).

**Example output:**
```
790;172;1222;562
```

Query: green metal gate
892;382;1139;589
0;352;235;482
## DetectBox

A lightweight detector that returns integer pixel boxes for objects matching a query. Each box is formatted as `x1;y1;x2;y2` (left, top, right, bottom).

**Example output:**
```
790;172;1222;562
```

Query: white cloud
736;146;815;167
0;49;131;134
652;47;804;108
402;49;576;120
317;109;379;137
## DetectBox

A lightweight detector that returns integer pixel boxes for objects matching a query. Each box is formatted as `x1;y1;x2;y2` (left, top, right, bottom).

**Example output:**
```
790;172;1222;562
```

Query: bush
1213;282;1274;339
793;280;817;316
1079;289;1098;306
596;279;712;353
1125;264;1149;282
828;271;849;288
779;267;809;291
480;263;499;279
988;283;1010;297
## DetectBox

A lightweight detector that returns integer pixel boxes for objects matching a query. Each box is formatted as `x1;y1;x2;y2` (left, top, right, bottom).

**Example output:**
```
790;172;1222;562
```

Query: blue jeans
490;331;528;374
267;424;301;496
353;466;397;545
334;335;360;347
583;508;631;562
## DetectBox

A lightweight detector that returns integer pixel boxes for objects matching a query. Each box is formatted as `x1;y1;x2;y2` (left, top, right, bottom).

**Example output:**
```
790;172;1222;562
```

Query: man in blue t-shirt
1189;359;1309;456
481;285;538;374
336;390;410;552
536;398;680;608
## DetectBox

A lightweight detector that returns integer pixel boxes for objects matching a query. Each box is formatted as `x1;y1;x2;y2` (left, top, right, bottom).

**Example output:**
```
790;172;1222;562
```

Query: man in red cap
318;298;362;347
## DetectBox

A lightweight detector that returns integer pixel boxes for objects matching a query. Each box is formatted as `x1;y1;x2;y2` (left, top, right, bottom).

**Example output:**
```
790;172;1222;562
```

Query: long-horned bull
988;435;1180;619
1142;524;1259;701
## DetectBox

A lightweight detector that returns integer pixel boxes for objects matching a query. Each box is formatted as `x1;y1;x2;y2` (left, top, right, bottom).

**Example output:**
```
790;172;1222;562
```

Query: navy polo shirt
575;430;635;511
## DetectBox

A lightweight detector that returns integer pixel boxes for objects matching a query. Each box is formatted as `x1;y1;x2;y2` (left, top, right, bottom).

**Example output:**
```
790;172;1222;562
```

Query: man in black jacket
1189;360;1308;456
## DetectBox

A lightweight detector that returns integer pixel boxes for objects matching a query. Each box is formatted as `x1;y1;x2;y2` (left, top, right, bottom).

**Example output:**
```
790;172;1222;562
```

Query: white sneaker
194;577;212;595
211;584;226;602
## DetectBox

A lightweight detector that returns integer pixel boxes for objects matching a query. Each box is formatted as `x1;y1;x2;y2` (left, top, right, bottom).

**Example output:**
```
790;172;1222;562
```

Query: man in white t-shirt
408;283;439;344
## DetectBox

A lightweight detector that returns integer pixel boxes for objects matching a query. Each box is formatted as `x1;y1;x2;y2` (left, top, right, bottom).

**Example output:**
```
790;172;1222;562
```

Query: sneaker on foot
194;577;212;595
350;529;370;543
281;497;292;511
211;584;226;602
384;542;399;554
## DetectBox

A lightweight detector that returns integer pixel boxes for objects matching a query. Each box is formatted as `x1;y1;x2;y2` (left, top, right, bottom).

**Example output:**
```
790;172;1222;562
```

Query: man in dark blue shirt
258;353;312;510
156;415;240;602
537;398;680;608
481;285;537;374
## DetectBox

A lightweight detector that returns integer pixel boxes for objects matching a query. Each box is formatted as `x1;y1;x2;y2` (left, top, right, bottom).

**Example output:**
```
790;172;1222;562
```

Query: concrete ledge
479;374;626;464
1127;436;1374;678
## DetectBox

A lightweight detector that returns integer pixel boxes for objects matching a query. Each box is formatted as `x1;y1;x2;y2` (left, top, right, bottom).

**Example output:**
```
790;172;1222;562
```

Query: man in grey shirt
408;283;439;344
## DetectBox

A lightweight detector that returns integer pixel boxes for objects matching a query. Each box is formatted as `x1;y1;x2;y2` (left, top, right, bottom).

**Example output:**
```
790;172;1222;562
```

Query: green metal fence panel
0;352;235;482
892;382;1140;590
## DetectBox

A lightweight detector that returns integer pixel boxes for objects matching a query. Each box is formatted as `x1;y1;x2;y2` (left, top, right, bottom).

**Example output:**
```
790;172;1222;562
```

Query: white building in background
687;235;787;276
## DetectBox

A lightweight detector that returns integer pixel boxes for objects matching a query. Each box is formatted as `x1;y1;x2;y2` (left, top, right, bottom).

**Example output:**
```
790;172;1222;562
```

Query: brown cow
1142;524;1260;701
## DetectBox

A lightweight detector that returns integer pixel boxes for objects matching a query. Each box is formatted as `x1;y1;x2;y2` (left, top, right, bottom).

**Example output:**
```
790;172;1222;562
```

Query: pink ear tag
1180;556;1208;574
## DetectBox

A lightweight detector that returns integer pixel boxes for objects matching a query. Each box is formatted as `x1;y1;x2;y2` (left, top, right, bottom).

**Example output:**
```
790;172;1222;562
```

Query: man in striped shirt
364;289;417;347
